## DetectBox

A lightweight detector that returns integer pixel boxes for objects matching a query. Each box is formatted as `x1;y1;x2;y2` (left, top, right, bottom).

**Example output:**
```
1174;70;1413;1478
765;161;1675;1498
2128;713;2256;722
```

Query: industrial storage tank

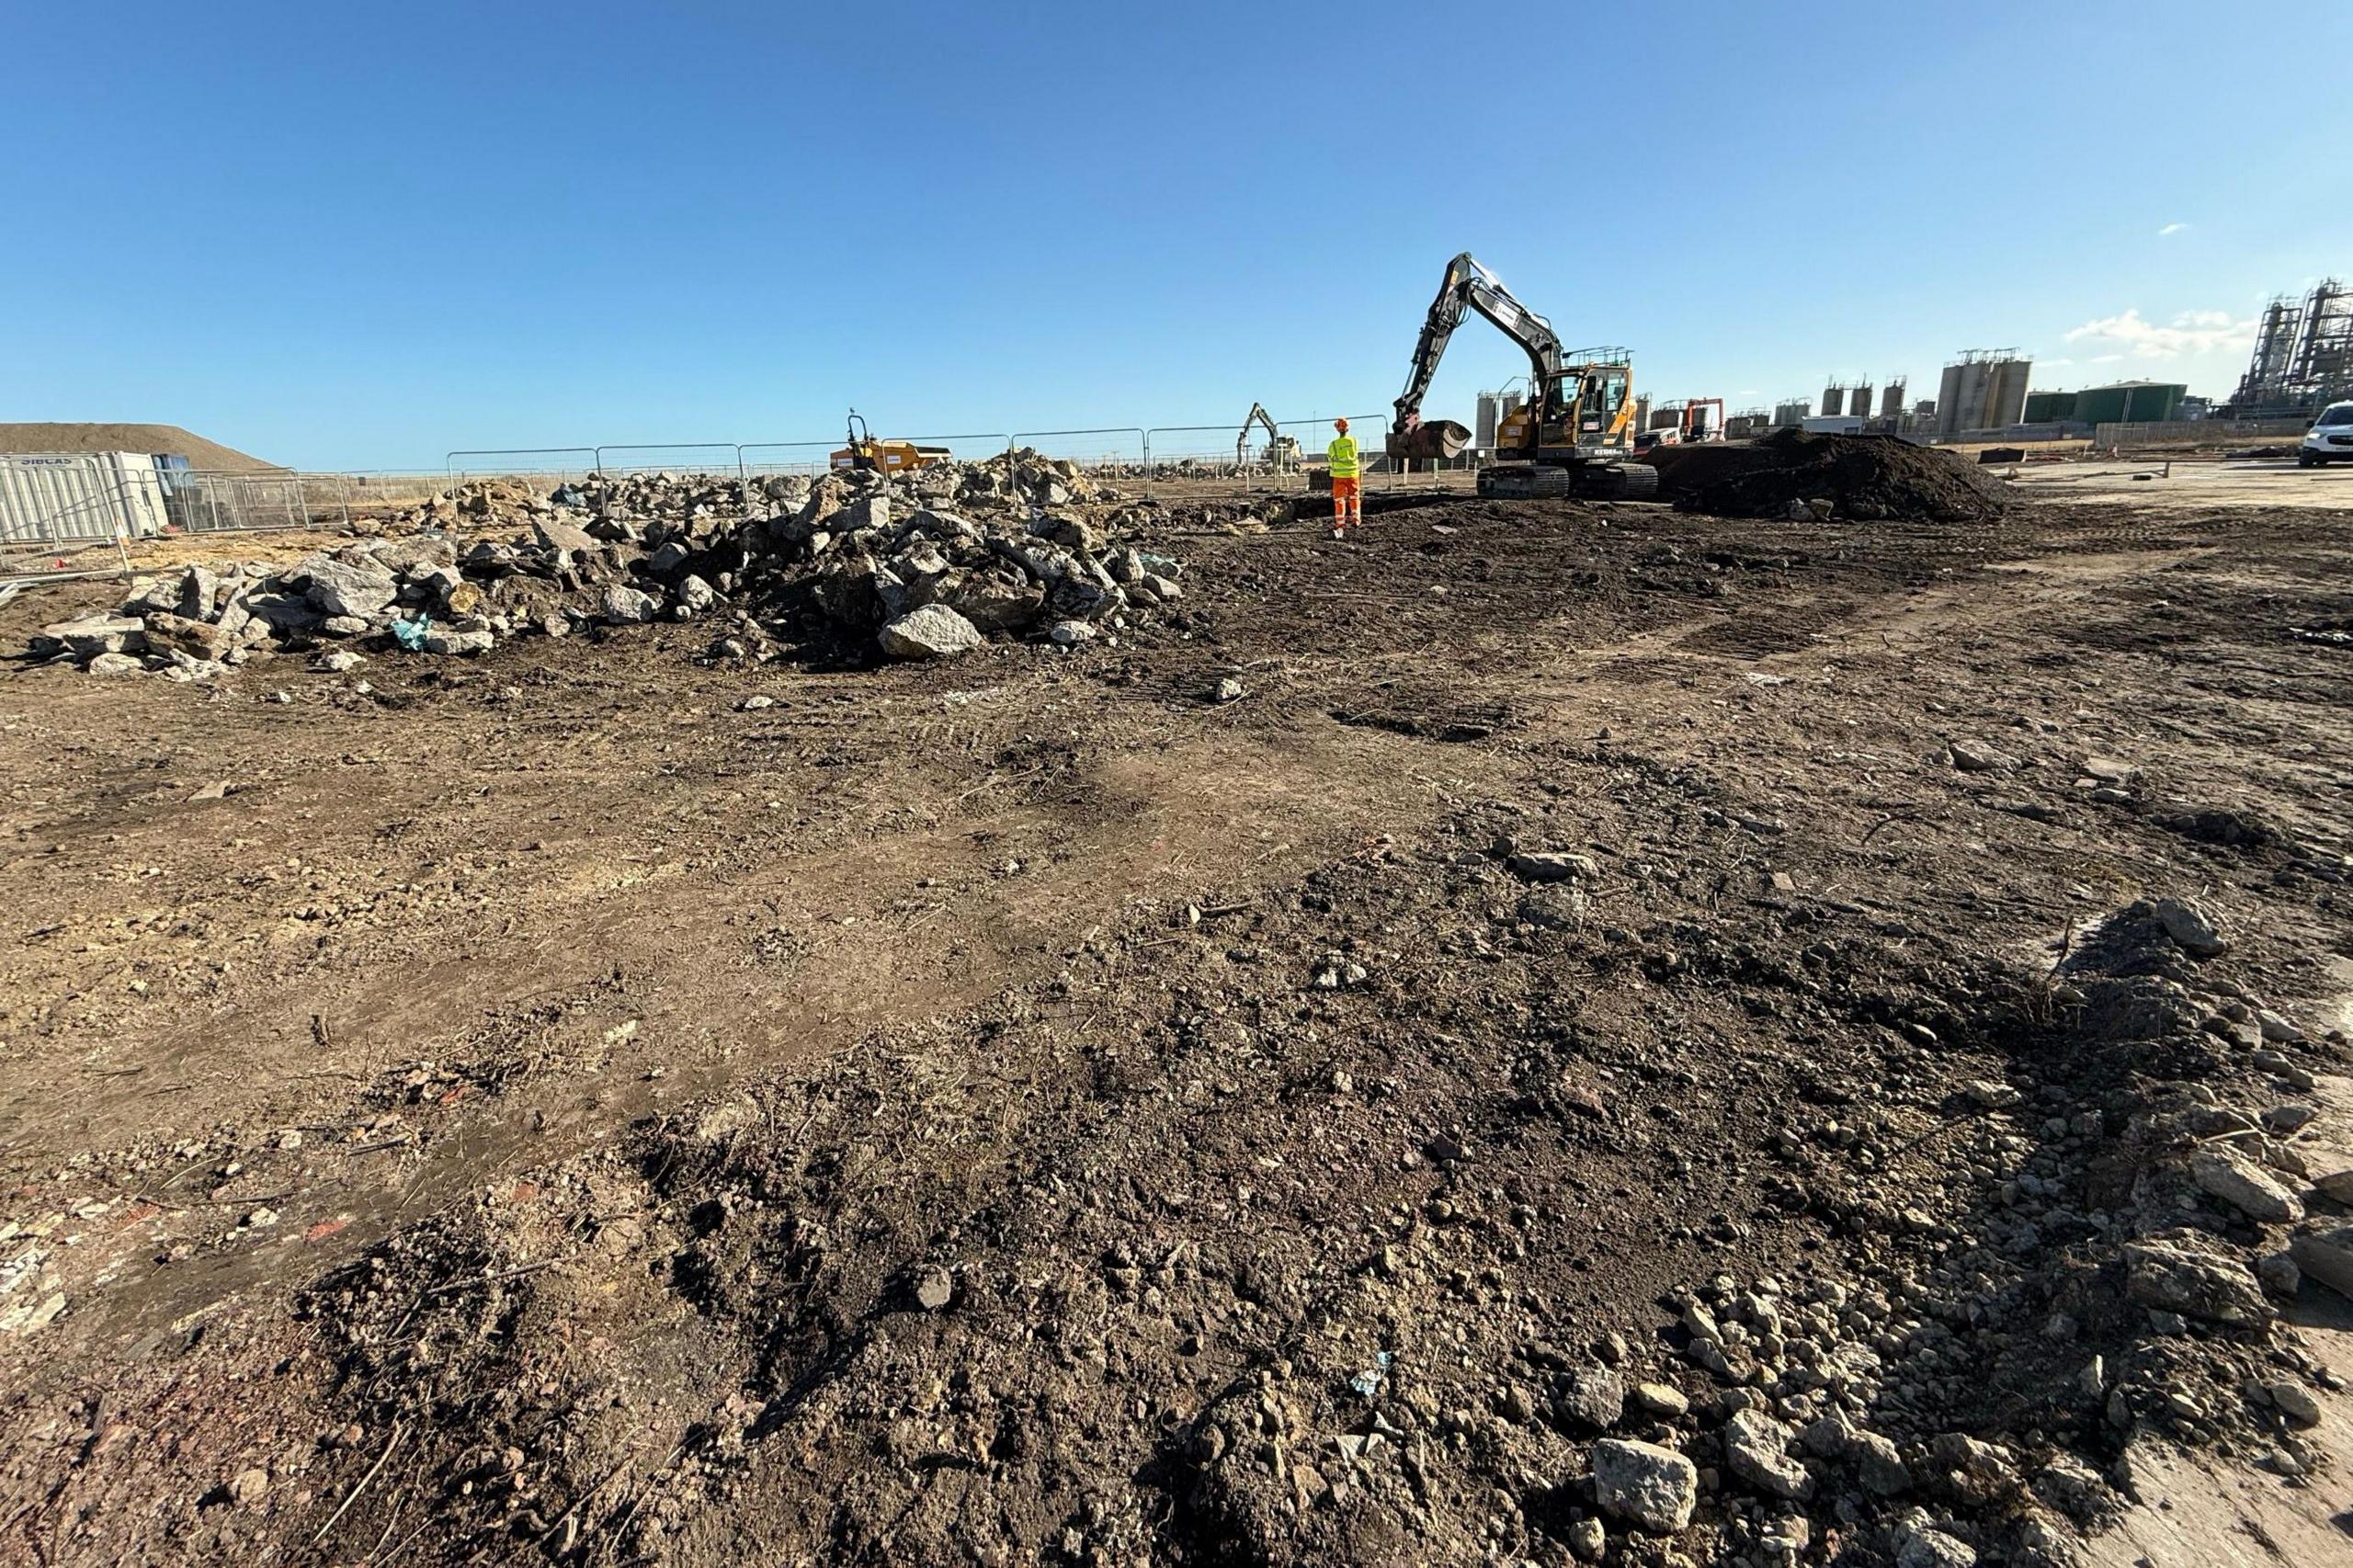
1773;400;1811;427
1820;384;1845;418
1937;352;2031;436
1850;384;1872;426
1880;381;1905;420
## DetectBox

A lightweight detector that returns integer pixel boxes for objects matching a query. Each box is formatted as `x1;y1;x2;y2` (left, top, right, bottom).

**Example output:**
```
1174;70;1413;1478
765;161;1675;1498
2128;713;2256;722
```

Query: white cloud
2157;222;2189;236
2063;307;2256;361
2041;358;2073;369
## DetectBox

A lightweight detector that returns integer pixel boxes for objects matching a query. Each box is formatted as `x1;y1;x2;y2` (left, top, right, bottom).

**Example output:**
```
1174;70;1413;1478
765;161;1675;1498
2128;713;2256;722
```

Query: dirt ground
2;470;2350;1566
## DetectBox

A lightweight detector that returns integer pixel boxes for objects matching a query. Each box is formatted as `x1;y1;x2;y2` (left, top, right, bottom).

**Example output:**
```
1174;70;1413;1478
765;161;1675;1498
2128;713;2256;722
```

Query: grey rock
913;1265;954;1312
1723;1409;1812;1499
1851;1429;1912;1495
934;569;1044;633
1631;1381;1688;1420
2311;1165;2353;1204
312;651;366;674
2268;1381;2321;1426
1047;619;1097;647
1895;1524;1977;1568
533;517;600;559
2290;1223;2353;1301
1949;740;2019;772
879;604;984;660
2029;1453;2111;1525
1554;1368;1625;1432
1566;1516;1605;1561
2190;1147;2303;1224
176;565;222;621
85;652;144;676
676;574;717;613
123;577;182;616
2154;896;2227;958
39;614;146;659
1933;1433;2018;1491
600;585;661;625
2256;1251;2302;1296
141;612;232;662
160;650;225;682
2257;1008;2303;1042
2263;1103;2316;1133
301;556;399;619
1213;676;1245;704
2122;1236;2271;1324
1509;850;1600;883
835;494;891;536
1590;1438;1697;1534
424;626;494;655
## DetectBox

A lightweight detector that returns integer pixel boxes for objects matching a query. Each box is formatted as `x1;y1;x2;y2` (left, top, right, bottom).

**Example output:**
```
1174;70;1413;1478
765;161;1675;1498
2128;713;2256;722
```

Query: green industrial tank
2024;391;2077;422
2074;382;2185;425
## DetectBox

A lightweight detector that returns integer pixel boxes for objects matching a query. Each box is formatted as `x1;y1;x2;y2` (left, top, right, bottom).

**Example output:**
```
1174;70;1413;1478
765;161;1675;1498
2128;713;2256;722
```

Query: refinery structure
2228;278;2353;416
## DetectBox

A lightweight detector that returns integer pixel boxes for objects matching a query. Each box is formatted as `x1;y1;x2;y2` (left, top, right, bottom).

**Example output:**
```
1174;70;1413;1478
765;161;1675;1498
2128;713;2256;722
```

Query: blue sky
7;1;2347;470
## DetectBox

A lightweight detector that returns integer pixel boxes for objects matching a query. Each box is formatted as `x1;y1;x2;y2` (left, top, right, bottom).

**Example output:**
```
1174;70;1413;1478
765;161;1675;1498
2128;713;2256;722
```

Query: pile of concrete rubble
29;453;1175;679
383;449;1112;534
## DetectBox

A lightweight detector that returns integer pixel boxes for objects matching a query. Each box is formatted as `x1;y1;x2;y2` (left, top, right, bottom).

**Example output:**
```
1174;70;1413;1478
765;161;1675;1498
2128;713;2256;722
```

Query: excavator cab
1497;356;1635;458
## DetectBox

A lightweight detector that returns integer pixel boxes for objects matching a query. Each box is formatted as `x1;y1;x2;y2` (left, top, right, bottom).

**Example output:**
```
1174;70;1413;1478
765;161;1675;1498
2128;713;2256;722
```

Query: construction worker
1326;417;1361;537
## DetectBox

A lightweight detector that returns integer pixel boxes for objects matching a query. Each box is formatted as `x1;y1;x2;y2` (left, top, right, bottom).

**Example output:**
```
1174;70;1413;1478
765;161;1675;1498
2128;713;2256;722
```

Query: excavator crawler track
1574;462;1659;501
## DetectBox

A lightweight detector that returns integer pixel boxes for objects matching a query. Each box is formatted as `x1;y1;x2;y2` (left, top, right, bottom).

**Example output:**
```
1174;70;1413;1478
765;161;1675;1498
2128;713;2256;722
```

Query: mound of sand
0;424;282;472
1654;429;2006;522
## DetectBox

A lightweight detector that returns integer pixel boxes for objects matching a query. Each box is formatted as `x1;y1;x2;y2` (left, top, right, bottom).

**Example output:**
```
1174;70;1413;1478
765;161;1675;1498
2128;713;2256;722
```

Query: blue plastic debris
1348;1350;1393;1401
391;614;432;651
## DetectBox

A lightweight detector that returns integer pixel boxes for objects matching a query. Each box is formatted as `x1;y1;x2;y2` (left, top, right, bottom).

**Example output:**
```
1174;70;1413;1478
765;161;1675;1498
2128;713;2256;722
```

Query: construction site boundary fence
0;457;467;551
2094;418;2311;449
5;410;1442;574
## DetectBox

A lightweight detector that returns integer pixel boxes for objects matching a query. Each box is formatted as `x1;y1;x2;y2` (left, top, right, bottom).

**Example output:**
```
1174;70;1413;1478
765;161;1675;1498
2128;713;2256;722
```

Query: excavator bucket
1387;420;1472;462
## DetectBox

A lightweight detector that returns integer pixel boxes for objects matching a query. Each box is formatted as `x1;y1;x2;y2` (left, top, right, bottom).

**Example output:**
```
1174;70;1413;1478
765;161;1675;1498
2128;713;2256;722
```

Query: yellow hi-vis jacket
1326;434;1359;478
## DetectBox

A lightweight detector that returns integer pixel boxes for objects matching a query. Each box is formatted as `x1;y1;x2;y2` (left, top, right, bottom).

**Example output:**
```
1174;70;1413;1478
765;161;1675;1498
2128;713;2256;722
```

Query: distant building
2073;381;2186;425
1772;399;1812;427
2024;391;2077;423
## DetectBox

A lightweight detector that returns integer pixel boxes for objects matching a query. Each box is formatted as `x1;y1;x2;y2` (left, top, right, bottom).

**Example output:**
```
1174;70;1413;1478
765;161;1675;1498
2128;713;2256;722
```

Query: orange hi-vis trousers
1330;475;1361;528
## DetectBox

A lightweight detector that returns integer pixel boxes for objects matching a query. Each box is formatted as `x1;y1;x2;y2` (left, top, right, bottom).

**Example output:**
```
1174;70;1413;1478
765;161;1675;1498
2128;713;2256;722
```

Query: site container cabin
0;451;178;544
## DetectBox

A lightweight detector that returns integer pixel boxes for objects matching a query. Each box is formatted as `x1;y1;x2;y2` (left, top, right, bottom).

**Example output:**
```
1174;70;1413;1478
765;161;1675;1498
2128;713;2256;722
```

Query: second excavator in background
1235;403;1301;472
1386;253;1657;501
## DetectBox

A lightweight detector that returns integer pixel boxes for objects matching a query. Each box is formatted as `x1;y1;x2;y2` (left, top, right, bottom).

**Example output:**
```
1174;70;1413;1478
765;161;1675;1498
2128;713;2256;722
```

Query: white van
2301;401;2353;466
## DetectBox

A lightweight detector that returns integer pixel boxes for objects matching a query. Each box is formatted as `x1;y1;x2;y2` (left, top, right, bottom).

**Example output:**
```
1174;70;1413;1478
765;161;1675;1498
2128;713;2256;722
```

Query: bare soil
1;487;2349;1566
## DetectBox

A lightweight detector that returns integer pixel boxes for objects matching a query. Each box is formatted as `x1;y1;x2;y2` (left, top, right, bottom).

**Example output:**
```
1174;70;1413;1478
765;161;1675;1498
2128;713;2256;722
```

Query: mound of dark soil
1661;429;2008;522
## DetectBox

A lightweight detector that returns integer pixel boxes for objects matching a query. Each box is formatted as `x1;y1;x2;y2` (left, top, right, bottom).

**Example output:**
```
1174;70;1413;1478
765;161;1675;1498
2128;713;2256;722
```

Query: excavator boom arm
1393;253;1565;435
1235;402;1279;460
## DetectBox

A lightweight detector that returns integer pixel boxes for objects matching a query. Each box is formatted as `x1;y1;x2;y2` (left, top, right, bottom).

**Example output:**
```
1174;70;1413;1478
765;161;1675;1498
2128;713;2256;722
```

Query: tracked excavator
1234;402;1301;471
1387;254;1656;501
